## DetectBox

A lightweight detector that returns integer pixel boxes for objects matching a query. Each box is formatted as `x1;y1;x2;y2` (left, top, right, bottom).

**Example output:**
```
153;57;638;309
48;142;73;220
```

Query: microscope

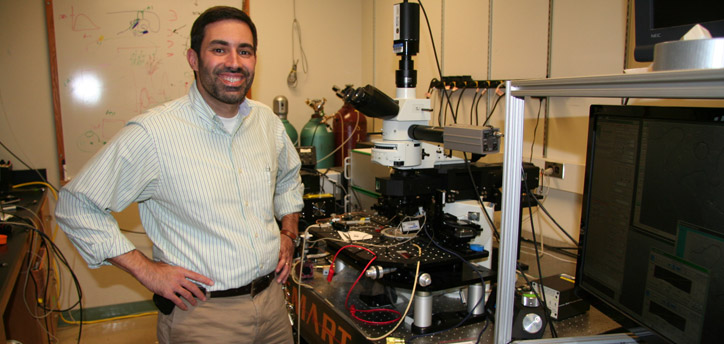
315;0;540;335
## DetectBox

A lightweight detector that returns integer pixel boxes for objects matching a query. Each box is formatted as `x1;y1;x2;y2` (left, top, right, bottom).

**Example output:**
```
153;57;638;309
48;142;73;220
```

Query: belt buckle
250;275;261;297
251;273;271;297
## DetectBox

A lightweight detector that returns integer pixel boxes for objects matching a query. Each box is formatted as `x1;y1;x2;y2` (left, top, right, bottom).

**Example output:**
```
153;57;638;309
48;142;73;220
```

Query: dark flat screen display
577;105;724;344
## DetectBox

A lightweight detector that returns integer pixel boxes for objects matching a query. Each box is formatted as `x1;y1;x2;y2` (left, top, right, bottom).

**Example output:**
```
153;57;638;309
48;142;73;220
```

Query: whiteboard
51;0;244;180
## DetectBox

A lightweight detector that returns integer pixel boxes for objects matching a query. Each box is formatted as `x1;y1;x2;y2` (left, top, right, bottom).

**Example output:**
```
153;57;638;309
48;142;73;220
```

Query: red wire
327;244;402;325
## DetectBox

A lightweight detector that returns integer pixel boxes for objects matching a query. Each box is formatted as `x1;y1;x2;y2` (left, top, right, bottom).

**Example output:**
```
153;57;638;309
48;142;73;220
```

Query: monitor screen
634;0;724;62
576;105;724;344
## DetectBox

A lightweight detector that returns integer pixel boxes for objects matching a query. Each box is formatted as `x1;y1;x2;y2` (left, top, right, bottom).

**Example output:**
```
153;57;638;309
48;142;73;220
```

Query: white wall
252;0;365;135
0;0;59;187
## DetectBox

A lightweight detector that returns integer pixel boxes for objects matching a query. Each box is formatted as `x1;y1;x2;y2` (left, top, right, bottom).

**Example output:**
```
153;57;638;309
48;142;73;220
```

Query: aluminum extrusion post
494;81;525;344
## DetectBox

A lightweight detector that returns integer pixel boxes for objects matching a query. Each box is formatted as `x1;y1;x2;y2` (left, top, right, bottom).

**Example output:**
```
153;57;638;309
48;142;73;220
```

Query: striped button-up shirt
55;82;304;290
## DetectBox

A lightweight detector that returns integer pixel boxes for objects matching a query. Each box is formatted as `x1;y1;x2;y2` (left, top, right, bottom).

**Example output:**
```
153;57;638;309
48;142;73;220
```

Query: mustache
217;66;250;77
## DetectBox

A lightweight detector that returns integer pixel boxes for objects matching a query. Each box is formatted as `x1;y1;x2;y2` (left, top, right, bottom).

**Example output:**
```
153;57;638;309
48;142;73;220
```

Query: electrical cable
522;165;558;338
453;87;467;124
442;88;449;126
469;88;479;124
12;183;61;242
475;317;491;344
61;311;157;325
287;0;308;88
21;233;56;343
364;243;422;342
301;166;356;211
408;223;488;341
482;91;503;127
13;204;63;343
412;6;502;339
529;194;579;246
470;88;486;125
294;225;313;344
463;153;500;242
418;0;456;126
315;112;360;164
521;168;551;234
6;154;157;336
438;88;446;126
0;139;60;193
327;244;402;325
13;181;58;200
303;223;423;341
0;89;59;192
529;98;545;163
519;246;577;264
10;205;88;341
442;87;454;126
473;88;486;126
301;167;348;196
6;219;84;342
520;237;578;259
419;0;503;246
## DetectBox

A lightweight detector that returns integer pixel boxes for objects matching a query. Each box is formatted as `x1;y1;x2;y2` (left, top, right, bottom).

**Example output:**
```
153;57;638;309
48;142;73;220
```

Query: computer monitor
634;0;724;62
576;104;724;344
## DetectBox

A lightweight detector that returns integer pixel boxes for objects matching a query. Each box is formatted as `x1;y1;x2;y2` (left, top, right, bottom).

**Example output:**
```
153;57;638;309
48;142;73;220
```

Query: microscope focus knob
418;273;432;287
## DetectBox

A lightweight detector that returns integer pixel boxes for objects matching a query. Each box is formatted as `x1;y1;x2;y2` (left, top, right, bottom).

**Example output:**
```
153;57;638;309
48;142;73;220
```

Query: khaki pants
157;281;293;344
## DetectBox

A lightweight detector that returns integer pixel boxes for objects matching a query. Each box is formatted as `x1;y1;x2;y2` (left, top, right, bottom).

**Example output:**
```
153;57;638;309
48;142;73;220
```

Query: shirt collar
189;81;252;123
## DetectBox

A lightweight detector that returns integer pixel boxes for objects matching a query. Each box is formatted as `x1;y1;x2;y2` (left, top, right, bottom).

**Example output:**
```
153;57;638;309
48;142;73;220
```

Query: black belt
206;271;276;298
153;272;276;315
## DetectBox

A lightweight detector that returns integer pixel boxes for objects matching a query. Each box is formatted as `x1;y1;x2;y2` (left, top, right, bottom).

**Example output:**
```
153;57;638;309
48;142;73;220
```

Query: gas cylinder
332;102;367;166
272;95;298;145
300;98;335;168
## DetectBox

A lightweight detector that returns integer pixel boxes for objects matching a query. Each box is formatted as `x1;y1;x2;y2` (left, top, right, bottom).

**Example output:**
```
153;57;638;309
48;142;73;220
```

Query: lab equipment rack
496;68;724;344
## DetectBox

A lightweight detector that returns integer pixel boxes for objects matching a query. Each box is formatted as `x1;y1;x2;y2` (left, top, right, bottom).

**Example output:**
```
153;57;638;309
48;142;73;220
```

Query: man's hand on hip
108;249;214;311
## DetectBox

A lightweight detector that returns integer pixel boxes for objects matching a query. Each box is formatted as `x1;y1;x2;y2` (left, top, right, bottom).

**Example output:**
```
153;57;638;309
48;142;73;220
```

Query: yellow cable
9;183;151;327
60;310;157;325
12;181;58;200
365;243;422;342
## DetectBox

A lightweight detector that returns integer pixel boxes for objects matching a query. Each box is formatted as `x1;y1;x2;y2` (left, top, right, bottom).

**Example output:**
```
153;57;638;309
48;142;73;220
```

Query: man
55;6;303;343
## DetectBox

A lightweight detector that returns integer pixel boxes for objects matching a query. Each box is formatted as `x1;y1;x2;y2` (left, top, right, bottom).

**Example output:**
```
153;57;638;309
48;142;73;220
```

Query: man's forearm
280;212;300;235
107;249;153;279
107;248;213;309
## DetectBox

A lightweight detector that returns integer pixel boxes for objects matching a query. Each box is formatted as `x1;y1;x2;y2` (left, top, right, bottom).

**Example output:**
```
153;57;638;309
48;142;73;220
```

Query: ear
187;48;199;72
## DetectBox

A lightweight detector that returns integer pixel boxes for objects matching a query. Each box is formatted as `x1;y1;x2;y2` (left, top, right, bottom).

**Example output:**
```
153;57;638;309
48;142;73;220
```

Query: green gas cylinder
300;98;335;168
273;96;298;145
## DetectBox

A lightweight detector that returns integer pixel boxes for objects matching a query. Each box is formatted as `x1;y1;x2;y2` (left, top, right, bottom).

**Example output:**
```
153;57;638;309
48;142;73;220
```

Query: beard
197;60;254;105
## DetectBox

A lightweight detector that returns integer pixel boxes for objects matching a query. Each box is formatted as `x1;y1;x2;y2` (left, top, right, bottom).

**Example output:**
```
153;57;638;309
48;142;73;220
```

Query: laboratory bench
287;237;622;344
0;188;56;344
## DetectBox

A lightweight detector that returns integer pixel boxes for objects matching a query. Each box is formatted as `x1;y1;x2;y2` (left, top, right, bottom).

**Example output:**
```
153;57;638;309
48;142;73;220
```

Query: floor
56;313;158;344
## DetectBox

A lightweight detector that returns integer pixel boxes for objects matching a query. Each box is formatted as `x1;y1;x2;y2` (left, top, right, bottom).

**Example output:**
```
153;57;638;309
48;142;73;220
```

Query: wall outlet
545;161;564;179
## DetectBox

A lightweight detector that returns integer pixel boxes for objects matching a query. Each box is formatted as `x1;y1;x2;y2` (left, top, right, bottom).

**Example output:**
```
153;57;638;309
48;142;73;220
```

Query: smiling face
187;19;256;117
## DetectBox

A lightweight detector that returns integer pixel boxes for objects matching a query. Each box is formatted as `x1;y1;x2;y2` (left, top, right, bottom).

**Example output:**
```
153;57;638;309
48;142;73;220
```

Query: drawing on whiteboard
53;0;241;179
59;6;100;32
168;25;186;39
136;72;173;113
112;9;161;37
76;118;126;152
168;9;178;22
77;130;101;152
129;50;162;76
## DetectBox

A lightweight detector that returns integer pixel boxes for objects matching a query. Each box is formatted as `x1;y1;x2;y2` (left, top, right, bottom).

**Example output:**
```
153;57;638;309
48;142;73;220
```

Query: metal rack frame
495;68;724;344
